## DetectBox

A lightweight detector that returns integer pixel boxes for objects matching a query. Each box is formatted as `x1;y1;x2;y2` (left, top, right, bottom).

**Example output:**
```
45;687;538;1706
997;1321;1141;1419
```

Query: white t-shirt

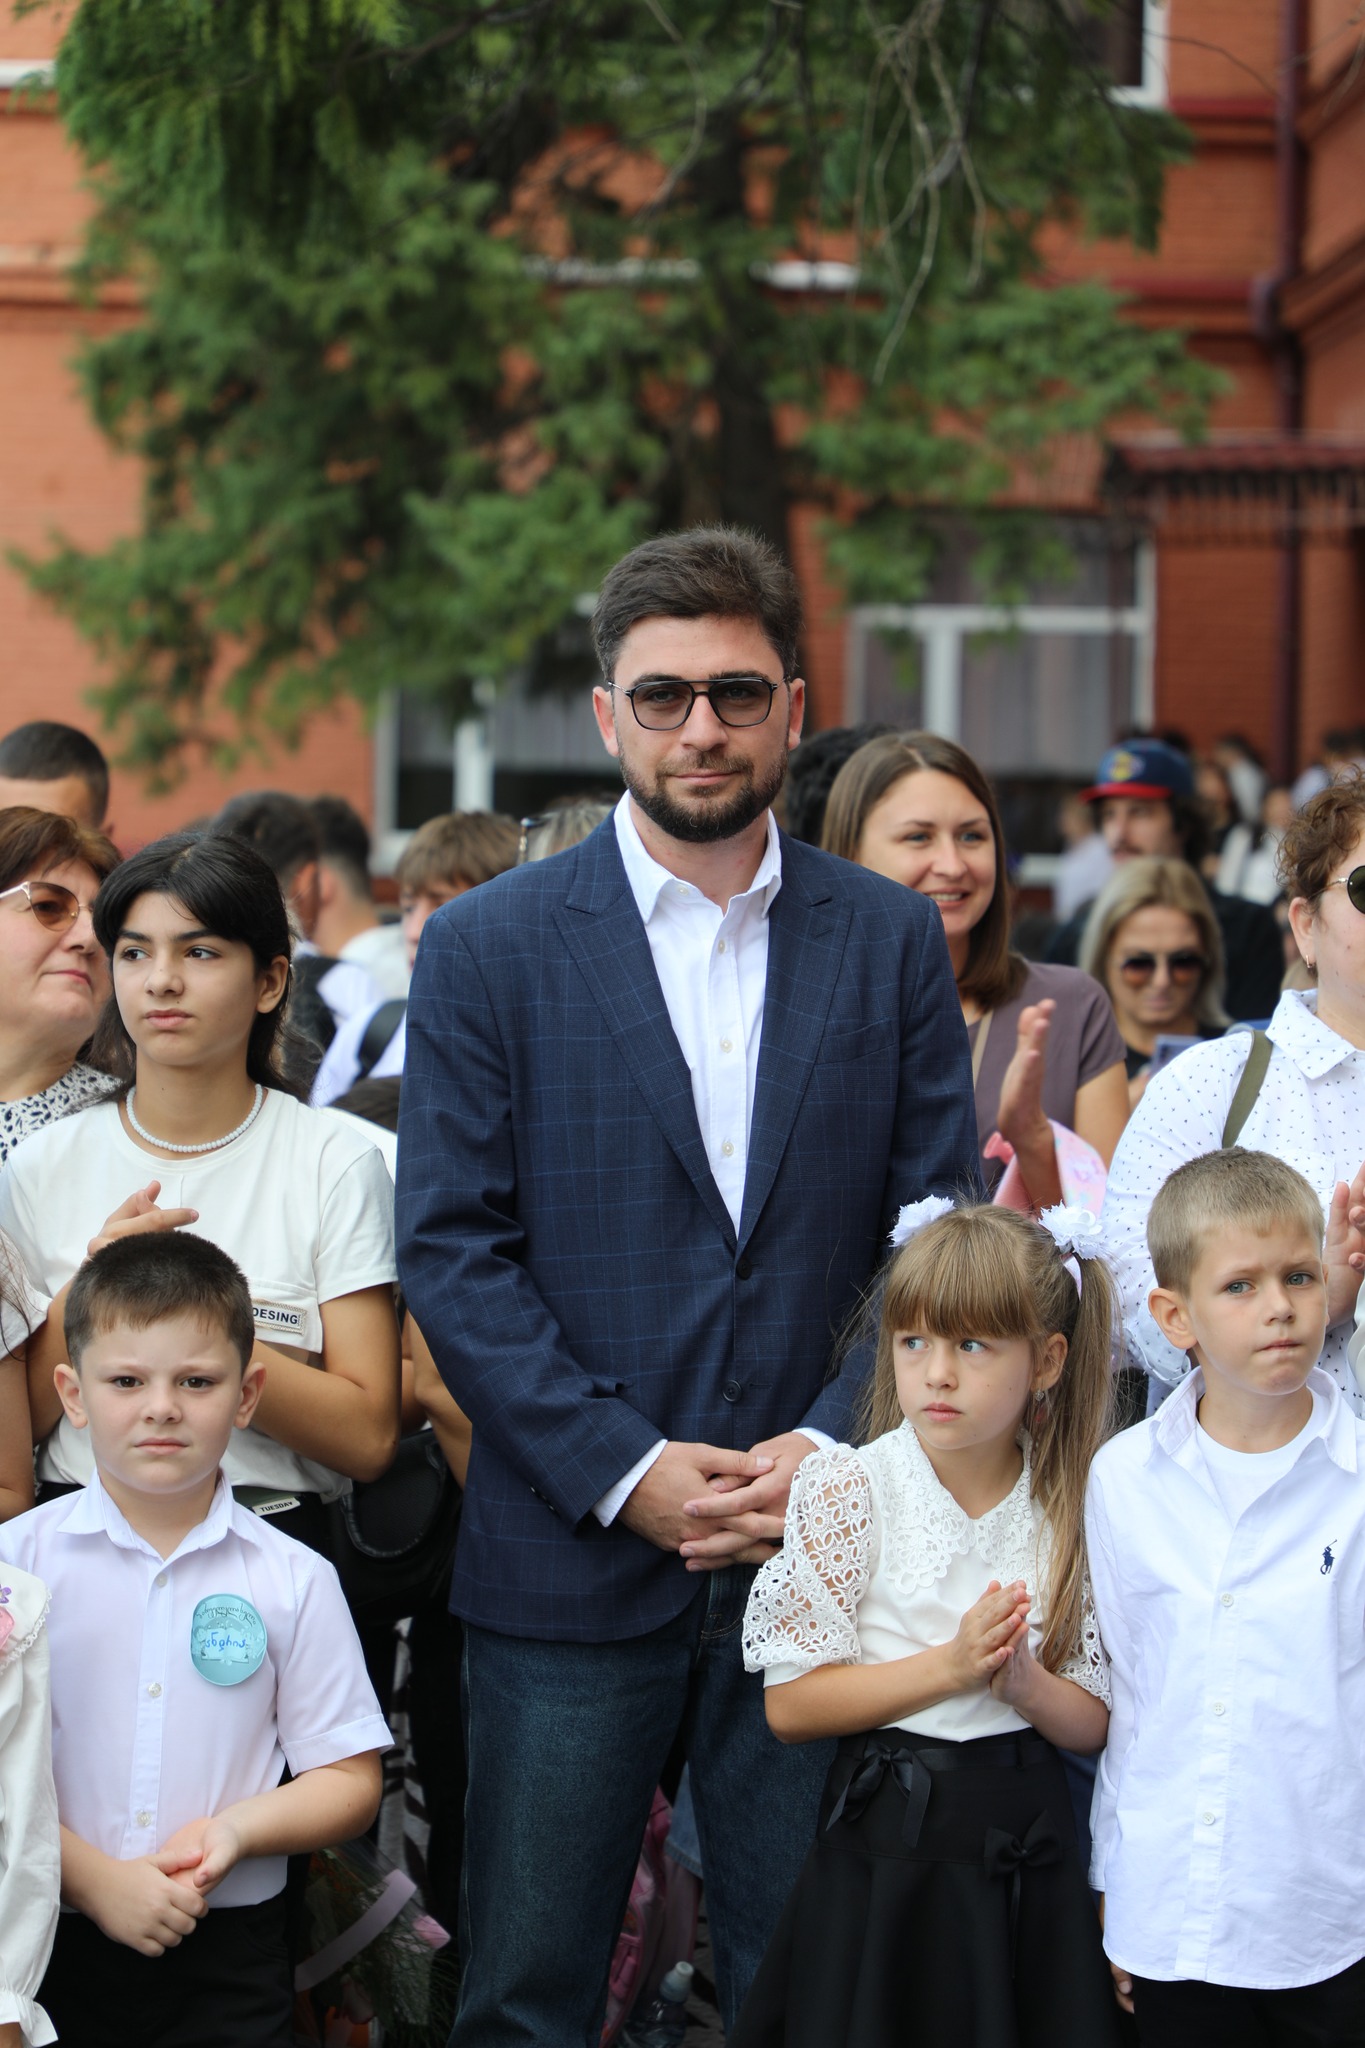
0;1090;397;1500
1196;1398;1320;1523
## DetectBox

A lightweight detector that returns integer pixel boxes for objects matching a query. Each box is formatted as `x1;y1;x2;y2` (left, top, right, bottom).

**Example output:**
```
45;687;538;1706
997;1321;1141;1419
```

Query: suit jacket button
735;1255;753;1280
723;1379;744;1403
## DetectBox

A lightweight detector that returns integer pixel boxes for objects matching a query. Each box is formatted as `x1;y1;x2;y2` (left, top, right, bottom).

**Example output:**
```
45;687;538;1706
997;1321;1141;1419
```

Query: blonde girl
732;1202;1121;2048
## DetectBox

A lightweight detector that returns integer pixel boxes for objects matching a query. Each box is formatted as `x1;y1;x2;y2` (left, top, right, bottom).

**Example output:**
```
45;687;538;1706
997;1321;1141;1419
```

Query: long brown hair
858;1205;1117;1674
820;732;1025;1009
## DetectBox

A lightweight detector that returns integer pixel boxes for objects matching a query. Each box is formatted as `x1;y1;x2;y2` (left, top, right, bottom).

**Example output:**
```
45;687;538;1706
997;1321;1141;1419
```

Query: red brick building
1;2;1361;844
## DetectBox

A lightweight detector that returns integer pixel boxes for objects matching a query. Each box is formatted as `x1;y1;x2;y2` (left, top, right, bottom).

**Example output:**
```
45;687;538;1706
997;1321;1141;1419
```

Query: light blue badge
190;1594;267;1686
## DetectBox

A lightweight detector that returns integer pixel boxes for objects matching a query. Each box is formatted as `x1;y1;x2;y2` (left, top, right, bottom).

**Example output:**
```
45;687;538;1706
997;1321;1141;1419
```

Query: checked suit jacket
396;818;979;1642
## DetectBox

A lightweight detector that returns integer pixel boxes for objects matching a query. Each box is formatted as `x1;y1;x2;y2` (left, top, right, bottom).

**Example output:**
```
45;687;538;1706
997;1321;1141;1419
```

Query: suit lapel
556;826;736;1246
739;839;851;1248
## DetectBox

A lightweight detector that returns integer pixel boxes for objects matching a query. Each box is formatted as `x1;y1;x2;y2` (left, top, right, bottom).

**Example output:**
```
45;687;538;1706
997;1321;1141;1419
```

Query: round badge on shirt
190;1594;267;1686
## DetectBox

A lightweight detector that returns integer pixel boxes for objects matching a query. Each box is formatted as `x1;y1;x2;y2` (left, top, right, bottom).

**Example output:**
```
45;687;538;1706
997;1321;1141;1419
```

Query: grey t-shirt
966;959;1125;1191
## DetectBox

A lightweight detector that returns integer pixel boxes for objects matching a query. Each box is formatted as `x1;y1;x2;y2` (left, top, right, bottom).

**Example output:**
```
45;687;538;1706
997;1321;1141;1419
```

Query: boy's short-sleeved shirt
0;1090;397;1500
5;1476;391;1907
1086;1367;1365;1989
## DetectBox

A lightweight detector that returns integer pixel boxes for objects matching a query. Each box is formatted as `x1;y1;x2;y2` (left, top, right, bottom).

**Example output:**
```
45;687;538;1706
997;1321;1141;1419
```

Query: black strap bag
330;1429;461;1627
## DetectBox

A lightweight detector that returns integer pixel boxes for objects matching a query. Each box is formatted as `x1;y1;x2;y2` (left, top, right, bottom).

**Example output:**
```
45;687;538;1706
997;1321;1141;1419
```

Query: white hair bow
889;1194;956;1248
1037;1204;1104;1262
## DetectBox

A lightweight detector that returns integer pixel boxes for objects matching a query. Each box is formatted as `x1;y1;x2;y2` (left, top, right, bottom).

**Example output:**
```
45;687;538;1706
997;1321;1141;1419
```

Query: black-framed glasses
1323;867;1365;914
0;878;91;931
612;676;783;731
1117;949;1207;987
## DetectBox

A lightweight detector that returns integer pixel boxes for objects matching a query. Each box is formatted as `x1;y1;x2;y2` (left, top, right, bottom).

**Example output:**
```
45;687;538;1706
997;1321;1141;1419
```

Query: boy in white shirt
6;1231;391;2048
1087;1146;1365;2045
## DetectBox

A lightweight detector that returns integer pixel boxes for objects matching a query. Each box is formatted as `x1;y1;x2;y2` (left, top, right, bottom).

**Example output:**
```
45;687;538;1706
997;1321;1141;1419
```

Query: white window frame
1109;0;1169;109
844;538;1156;744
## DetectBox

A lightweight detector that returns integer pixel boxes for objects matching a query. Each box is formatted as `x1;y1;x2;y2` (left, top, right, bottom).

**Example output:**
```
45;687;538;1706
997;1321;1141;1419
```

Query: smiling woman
0;806;121;1164
821;735;1129;1207
0;833;401;1552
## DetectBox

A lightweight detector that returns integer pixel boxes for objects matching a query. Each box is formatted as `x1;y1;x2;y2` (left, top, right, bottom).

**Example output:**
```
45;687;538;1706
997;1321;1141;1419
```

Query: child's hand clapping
989;1616;1042;1710
154;1813;246;1898
945;1580;1030;1692
84;1852;207;1956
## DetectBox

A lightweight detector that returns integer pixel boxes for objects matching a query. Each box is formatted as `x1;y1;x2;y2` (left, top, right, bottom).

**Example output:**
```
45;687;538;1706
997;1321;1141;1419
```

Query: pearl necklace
125;1083;265;1155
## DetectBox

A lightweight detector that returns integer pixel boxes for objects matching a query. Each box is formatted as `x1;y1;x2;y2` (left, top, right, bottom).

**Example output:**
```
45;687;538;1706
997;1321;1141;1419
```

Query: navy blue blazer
396;820;979;1642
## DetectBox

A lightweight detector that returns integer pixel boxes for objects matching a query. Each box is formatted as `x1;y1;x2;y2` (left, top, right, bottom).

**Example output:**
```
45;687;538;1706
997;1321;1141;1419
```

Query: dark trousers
1131;1954;1365;2047
452;1565;832;2048
39;1895;293;2048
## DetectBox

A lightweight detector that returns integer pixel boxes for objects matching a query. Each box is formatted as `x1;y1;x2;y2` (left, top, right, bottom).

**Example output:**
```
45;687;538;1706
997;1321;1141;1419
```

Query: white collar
1150;1365;1356;1475
58;1470;241;1563
613;793;782;924
1266;989;1365;1081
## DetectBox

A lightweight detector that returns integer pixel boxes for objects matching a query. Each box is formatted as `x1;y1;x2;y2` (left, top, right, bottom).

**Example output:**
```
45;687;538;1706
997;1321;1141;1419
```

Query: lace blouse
0;1062;115;1167
743;1424;1110;1741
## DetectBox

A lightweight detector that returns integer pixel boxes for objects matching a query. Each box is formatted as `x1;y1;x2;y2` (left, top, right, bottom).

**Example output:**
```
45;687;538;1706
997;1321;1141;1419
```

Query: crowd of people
1;526;1365;2048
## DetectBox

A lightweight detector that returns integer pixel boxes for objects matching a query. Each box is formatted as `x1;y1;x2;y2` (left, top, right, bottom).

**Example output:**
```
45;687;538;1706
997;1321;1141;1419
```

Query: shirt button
147;1682;163;1699
1220;1592;1234;1608
1201;1811;1217;1826
1212;1700;1226;1716
720;1037;733;1053
136;1811;152;1828
155;1573;168;1588
717;939;727;954
721;1139;735;1158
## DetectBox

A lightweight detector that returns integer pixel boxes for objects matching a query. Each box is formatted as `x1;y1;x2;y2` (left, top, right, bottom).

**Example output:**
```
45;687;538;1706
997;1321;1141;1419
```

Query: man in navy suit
397;528;978;2044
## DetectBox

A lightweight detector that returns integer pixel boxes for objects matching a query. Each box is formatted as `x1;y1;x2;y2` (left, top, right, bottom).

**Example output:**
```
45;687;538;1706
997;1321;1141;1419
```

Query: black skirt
730;1724;1123;2048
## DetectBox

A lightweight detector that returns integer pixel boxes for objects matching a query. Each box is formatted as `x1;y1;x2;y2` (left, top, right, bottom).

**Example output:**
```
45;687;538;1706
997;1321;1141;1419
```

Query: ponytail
1028;1251;1117;1674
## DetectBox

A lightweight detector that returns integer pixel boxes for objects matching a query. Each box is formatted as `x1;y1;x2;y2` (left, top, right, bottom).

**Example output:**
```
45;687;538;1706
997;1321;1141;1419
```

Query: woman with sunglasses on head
1;833;400;1549
1078;858;1228;1105
821;733;1129;1208
0;807;121;1164
1102;774;1365;1415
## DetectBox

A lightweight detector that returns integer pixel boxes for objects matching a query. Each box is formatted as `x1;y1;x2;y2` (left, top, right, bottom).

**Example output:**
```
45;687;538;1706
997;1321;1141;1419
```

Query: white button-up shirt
1086;1368;1365;1988
614;793;780;1230
594;798;829;1524
5;1477;391;1908
1100;991;1365;1409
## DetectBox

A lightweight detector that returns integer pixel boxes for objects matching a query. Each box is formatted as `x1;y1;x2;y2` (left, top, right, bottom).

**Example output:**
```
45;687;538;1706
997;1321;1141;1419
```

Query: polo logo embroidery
1321;1542;1338;1576
253;1302;304;1333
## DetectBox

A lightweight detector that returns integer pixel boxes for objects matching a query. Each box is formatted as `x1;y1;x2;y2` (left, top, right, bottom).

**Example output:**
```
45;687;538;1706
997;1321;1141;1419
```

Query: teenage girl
4;833;400;1553
732;1200;1121;2048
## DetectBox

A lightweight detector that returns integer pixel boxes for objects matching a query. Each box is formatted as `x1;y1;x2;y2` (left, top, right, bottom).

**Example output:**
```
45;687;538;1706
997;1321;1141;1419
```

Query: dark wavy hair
89;833;308;1100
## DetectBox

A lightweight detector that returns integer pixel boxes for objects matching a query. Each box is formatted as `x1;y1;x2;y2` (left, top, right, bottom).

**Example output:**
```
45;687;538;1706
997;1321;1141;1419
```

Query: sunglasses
0;878;93;931
1117;949;1207;987
1323;867;1365;914
612;676;783;731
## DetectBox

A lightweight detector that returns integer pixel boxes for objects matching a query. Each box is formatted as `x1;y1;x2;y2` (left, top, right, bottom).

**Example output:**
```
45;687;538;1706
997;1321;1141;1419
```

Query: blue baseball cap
1081;739;1194;805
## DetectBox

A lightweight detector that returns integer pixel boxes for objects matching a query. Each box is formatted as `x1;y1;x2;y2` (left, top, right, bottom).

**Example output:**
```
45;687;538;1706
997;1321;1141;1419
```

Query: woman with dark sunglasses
0;807;121;1164
1101;774;1365;1416
1078;857;1228;1105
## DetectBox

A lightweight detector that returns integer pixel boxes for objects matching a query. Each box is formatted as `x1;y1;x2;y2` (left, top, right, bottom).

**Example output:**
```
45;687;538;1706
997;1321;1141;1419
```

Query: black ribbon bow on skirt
824;1735;934;1850
983;1812;1062;1973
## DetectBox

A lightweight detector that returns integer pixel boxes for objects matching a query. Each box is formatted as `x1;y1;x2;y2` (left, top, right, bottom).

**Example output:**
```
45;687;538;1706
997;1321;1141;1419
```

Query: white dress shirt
1087;1368;1365;1987
593;798;830;1524
5;1477;391;1909
1100;991;1365;1409
745;1425;1109;1738
0;1565;58;2046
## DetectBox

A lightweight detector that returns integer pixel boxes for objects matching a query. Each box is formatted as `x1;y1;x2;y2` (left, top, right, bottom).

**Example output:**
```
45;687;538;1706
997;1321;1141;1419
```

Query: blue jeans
453;1567;832;2047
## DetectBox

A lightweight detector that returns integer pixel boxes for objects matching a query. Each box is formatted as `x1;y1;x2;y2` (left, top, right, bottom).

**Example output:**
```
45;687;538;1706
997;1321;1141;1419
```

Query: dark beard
623;750;788;844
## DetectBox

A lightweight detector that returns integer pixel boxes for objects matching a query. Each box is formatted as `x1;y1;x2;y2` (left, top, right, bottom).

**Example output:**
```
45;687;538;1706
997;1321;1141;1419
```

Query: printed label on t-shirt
253;1302;305;1335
